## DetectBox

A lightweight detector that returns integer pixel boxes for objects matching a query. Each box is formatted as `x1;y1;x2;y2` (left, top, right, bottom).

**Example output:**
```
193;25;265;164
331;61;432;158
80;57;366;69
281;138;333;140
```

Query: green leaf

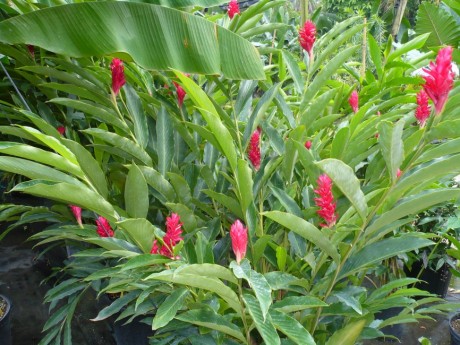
202;190;243;219
378;119;404;183
0;3;264;79
340;236;433;279
117;218;156;254
368;34;382;79
230;259;272;320
269;185;302;218
272;296;327;313
316;159;367;221
152;288;189;330
177;264;238;285
139;166;176;202
263;211;340;263
91;291;138;321
125;84;149;149
236;158;254;217
415;3;460;48
243;294;280;345
269;309;316;345
120;254;171;271
125;163;149;218
299;88;337;126
386;33;430;62
325;320;366;345
300;46;358;110
11;180;118;221
282;50;303;94
427;120;460;141
157;106;174;177
176;309;246;343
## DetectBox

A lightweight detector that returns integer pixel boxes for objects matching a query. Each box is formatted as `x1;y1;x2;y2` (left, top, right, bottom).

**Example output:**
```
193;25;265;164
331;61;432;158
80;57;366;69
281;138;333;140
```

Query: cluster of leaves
0;0;460;345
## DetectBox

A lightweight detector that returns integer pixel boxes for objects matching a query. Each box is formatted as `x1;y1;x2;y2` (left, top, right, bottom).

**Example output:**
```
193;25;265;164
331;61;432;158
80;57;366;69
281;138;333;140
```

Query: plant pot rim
0;294;11;322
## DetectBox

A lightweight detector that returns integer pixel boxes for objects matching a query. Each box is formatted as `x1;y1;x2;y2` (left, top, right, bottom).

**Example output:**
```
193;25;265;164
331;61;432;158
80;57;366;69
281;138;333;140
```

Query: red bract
397;169;402;178
299;20;316;57
69;205;82;226
96;216;114;237
57;126;65;136
422;46;455;114
230;220;247;264
305;140;312;150
151;213;183;258
248;128;261;170
173;82;186;108
27;45;34;58
228;0;240;19
110;58;126;96
415;90;431;128
349;90;359;113
314;174;337;228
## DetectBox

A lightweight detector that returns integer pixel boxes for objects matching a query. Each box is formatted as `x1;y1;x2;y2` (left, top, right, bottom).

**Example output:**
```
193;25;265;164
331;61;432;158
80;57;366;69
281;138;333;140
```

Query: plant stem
238;280;251;345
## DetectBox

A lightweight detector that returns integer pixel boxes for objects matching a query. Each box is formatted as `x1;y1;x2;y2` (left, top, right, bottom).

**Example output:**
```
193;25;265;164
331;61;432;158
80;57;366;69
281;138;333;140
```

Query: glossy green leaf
325;320;366;345
157;106;174;177
177;264;238;285
368;34;382;79
282;50;303;94
378;119;404;183
316;159;367;220
269;309;315;345
117;218;156;254
125;84;149;149
202;190;243;219
243;294;280;345
91;291;138;321
139;166;176;202
272;296;327;313
386;33;430;62
176;309;246;343
0;3;264;79
236;158;254;217
125;163;149;218
152;288;189;330
263;211;340;262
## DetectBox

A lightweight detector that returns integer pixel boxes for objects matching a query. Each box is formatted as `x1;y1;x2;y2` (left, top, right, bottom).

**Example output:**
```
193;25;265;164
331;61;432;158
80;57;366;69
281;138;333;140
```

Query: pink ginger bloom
299;20;316;57
172;82;186;108
248;128;261;170
305;140;312;150
69;205;82;226
110;58;126;96
349;90;359;113
230;220;248;264
397;169;402;178
96;216;114;238
314;174;337;228
57;126;65;136
228;0;240;19
422;46;455;114
415;90;431;128
151;213;183;258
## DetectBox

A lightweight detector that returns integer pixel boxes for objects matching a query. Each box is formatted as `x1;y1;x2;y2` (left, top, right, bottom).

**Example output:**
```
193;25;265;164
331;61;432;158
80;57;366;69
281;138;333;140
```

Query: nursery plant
0;0;460;344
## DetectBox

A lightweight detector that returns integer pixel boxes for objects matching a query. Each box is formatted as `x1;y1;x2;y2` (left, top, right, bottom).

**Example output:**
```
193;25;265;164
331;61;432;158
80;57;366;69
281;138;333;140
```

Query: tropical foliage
0;0;459;345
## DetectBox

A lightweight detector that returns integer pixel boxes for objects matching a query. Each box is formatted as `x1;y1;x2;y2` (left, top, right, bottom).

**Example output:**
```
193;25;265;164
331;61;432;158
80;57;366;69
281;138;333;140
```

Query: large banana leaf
0;2;265;80
415;2;460;48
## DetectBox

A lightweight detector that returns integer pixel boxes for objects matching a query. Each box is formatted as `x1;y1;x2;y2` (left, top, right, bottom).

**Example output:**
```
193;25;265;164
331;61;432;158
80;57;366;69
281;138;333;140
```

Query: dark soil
451;318;460;334
0;295;7;320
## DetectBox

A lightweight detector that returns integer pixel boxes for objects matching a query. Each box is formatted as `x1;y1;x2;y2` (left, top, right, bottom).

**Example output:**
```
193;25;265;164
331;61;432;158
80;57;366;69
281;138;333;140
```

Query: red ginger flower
305;140;312;150
397;169;402;178
69;205;82;226
422;46;455;114
228;0;240;19
173;82;186;108
415;90;431;128
150;213;183;258
349;90;359;113
230;220;247;264
57;126;65;136
96;216;114;237
314;174;337;228
248;128;261;170
299;20;316;57
110;58;126;96
27;45;34;58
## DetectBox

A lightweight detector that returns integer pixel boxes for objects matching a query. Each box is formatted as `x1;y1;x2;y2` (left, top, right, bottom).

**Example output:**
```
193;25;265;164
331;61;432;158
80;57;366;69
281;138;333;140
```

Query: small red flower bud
299;20;316;56
230;220;248;264
314;174;337;228
305;140;312;150
349;90;359;113
173;82;186;108
57;126;65;136
96;216;114;237
397;169;402;178
69;205;82;226
248;128;261;170
228;0;240;19
110;58;126;96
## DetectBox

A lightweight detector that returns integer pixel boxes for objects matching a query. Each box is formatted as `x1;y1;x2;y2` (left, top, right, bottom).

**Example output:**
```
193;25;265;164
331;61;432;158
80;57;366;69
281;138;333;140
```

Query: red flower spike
69;205;82;226
230;220;248;264
299;20;316;57
27;45;35;58
422;46;455;114
228;0;240;19
415;90;431;128
151;213;183;258
57;126;65;136
305;140;312;150
397;169;402;178
248;128;261;170
110;58;126;96
96;216;114;238
150;240;159;254
314;174;337;228
349;90;359;113
173;82;186;108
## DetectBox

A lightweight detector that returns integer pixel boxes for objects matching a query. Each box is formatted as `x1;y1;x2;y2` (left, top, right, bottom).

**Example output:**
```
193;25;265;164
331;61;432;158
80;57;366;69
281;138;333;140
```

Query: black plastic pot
0;294;12;345
406;260;452;298
450;313;460;345
113;315;153;345
375;307;404;341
